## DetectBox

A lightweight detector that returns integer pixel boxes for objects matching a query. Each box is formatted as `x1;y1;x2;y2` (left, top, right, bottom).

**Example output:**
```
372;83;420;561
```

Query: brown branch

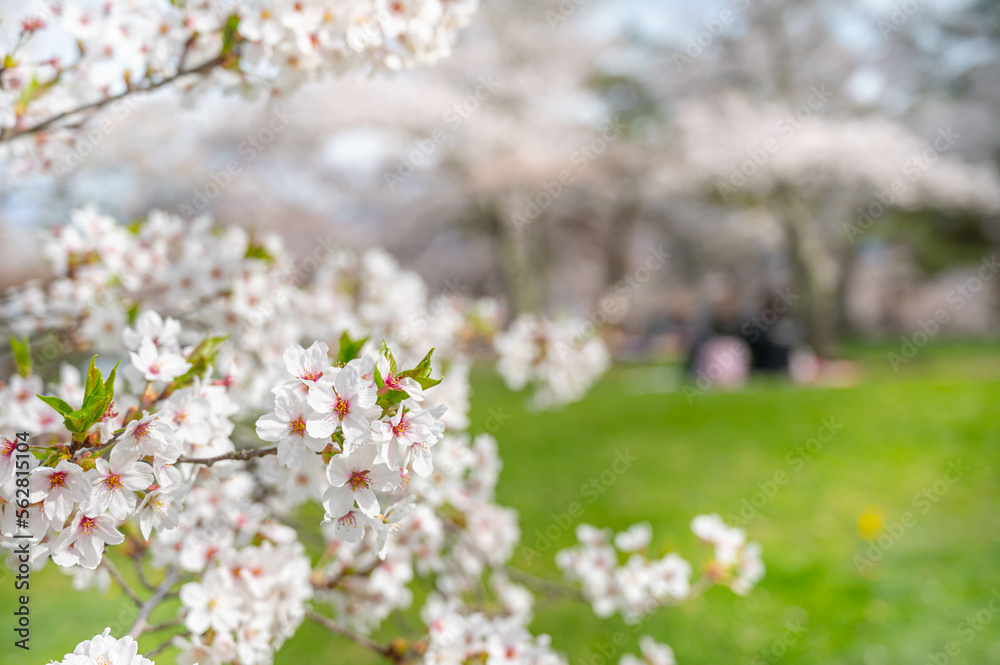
128;567;179;639
176;445;278;466
2;55;226;142
502;565;585;601
146;631;189;658
102;559;143;606
306;610;405;663
133;555;156;591
147;616;184;633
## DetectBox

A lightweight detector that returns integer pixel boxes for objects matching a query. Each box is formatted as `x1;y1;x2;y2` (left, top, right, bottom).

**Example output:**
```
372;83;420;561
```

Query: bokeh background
2;0;1000;663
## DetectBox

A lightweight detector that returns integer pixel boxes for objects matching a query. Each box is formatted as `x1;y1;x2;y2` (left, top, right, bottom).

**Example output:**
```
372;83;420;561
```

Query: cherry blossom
29;460;91;525
48;629;154;665
306;364;381;443
83;456;154;520
323;445;398;519
51;512;126;569
255;389;330;468
129;337;192;384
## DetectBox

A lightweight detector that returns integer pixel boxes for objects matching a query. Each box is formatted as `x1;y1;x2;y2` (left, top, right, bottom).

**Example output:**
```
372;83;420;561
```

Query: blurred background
2;0;1000;663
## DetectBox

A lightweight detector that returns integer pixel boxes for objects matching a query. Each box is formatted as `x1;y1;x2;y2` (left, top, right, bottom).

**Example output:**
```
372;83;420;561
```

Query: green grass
5;341;1000;664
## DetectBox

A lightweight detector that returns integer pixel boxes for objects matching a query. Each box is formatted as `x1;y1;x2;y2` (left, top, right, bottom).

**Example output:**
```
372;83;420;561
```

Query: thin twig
502;566;584;599
147;616;184;633
146;631;189;658
306;610;403;663
102;559;143;607
128;567;179;639
133;555;156;591
177;446;278;466
2;56;225;142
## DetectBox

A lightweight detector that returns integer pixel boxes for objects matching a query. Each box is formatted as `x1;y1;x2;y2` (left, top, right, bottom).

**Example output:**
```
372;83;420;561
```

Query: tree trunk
779;193;841;358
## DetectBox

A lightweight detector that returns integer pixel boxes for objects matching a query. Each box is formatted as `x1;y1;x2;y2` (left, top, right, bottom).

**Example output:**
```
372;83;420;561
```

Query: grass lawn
4;342;999;664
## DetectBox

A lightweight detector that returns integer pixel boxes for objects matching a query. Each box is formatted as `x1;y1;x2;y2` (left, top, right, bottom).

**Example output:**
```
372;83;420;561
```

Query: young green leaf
37;394;75;417
10;336;32;377
338;332;369;364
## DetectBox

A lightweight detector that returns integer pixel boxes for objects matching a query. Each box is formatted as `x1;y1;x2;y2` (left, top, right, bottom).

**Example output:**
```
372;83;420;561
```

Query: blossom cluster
619;636;677;665
421;594;566;665
255;338;447;550
690;513;765;595
48;628;154;665
0;0;479;172
556;517;764;623
0;207;758;665
178;541;312;664
494;314;610;409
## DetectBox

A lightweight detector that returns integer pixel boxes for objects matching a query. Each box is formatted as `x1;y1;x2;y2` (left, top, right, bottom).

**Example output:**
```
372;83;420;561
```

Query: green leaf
337;332;368;365
10;336;31;376
65;356;117;435
83;355;103;397
414;375;443;390
126;302;141;323
244;242;272;261
37;394;75;417
398;348;435;381
221;14;241;56
377;389;409;411
167;335;228;391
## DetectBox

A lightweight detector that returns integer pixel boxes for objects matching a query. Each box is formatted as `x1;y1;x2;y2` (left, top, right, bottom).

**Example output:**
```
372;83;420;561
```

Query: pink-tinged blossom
48;628;155;665
280;341;330;392
124;310;182;352
381;406;445;476
137;488;183;540
29;460;90;525
323;445;397;519
306;364;380;443
256;389;330;468
83;456;154;520
180;569;244;634
51;512;125;570
0;436;21;485
326;509;381;543
129;336;191;383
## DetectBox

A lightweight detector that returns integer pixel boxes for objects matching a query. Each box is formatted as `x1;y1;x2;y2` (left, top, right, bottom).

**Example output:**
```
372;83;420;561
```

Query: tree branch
128;567;179;639
102;559;143;607
1;56;226;142
306;610;404;663
176;445;278;466
133;555;156;591
146;631;189;658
